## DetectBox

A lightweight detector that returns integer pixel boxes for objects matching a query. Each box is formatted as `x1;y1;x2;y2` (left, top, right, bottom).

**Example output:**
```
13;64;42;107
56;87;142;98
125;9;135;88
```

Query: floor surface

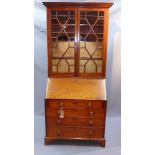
34;116;121;155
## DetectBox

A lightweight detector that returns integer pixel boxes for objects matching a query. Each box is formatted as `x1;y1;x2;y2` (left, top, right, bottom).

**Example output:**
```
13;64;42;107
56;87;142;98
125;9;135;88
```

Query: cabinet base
44;137;105;147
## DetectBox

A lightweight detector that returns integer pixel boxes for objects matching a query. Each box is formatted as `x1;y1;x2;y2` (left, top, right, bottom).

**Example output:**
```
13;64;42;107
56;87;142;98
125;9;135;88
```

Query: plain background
1;0;155;155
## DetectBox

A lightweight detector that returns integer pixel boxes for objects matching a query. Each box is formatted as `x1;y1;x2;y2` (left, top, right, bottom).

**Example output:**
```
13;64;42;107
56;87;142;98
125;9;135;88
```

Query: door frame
77;8;109;78
47;8;78;77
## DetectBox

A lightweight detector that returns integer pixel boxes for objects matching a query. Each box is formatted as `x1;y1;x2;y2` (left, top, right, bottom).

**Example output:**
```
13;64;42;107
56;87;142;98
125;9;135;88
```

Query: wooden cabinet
43;2;113;147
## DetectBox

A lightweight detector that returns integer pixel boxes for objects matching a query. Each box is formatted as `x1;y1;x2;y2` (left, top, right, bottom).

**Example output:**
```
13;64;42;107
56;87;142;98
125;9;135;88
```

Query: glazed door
78;8;108;78
48;8;77;77
47;8;108;78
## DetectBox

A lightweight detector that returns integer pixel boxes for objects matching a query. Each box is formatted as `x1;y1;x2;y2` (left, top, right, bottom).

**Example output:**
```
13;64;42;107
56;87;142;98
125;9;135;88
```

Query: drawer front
46;117;104;127
46;108;104;118
47;127;104;138
46;100;105;109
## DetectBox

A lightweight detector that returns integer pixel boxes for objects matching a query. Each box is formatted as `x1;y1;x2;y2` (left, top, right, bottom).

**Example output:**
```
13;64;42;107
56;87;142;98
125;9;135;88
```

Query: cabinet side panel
45;99;48;137
47;8;52;76
103;9;109;77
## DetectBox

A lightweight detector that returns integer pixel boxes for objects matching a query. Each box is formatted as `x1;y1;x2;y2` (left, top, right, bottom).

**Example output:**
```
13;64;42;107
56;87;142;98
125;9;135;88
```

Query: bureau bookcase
43;2;113;147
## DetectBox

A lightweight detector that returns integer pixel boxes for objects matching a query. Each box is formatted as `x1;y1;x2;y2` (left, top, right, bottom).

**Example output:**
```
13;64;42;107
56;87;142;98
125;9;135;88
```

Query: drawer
46;127;104;138
46;108;105;118
46;117;104;127
46;100;105;109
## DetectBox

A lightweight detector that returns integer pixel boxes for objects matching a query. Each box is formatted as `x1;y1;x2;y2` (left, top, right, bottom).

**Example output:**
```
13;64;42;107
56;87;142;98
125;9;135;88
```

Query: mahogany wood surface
46;117;105;127
44;98;107;146
46;107;105;118
46;99;105;109
46;126;104;138
43;2;113;8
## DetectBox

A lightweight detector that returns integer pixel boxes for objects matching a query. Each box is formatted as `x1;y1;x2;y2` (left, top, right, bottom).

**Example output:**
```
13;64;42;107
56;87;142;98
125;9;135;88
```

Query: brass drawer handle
58;107;64;118
89;120;93;125
57;129;61;135
88;102;92;107
89;111;93;115
89;130;93;136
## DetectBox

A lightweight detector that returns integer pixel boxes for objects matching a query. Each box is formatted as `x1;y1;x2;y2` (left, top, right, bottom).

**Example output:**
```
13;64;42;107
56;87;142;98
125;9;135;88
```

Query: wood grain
43;2;113;8
46;126;104;138
46;117;105;127
46;100;105;109
46;107;105;118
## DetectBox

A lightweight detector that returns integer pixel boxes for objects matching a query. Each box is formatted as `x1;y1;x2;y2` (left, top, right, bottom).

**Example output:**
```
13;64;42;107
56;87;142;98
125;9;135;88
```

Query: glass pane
79;11;104;74
51;10;75;73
